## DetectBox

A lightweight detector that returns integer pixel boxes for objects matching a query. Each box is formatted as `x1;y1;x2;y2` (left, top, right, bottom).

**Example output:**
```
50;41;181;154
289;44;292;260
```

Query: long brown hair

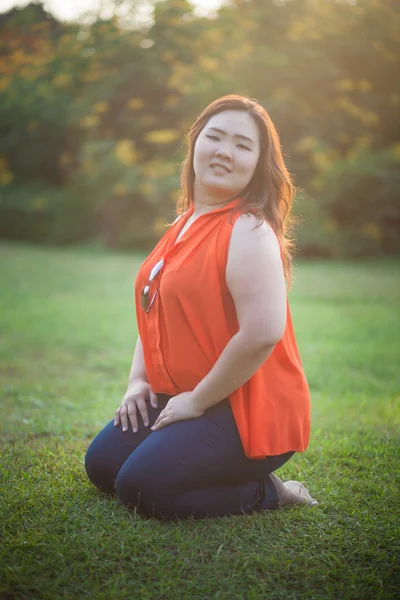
177;94;297;286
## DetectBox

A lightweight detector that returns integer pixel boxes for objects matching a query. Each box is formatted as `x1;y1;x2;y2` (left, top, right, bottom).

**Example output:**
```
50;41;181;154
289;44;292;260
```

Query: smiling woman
193;111;261;203
85;94;317;521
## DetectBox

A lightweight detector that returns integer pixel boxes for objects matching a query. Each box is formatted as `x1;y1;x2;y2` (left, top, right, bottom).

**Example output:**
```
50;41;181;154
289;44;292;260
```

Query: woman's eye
205;135;251;151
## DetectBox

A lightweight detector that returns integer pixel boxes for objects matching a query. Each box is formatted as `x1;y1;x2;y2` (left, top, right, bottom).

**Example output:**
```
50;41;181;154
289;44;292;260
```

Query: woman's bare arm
127;335;148;385
191;214;286;412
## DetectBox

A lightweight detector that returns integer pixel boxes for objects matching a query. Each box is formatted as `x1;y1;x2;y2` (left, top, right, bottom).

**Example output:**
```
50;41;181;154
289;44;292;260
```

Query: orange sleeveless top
135;197;311;459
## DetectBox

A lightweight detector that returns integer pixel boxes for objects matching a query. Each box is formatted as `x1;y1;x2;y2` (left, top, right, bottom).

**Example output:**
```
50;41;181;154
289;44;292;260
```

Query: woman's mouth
210;163;231;174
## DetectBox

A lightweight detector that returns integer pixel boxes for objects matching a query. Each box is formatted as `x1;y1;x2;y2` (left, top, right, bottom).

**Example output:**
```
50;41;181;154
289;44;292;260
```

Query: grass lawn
0;242;399;600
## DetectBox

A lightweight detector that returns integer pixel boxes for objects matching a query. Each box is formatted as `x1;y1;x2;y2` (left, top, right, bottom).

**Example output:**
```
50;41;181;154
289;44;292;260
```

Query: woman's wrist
127;375;148;388
191;331;274;412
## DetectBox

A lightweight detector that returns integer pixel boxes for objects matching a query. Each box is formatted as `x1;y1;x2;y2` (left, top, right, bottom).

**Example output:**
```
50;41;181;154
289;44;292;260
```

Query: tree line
0;0;398;257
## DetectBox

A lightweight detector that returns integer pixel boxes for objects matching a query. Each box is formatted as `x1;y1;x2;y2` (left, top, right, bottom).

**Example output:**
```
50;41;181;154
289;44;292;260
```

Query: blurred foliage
315;145;400;257
0;0;399;256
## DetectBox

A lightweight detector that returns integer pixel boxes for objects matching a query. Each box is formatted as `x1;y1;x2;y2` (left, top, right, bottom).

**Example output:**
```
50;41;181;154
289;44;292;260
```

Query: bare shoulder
227;212;284;287
229;213;281;256
226;213;287;343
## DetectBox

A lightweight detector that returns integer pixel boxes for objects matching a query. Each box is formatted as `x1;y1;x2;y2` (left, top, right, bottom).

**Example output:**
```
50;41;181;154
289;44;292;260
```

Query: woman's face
193;109;261;203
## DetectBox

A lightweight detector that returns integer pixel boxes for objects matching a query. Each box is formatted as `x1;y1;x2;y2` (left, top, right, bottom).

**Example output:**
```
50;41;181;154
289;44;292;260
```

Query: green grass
1;242;399;600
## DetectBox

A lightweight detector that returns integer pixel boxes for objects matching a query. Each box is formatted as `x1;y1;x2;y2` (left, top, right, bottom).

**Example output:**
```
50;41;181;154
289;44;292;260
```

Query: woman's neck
192;192;238;218
192;179;238;217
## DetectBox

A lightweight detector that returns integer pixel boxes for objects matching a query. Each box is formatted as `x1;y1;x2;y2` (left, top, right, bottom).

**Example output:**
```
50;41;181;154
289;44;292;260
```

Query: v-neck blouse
134;198;310;459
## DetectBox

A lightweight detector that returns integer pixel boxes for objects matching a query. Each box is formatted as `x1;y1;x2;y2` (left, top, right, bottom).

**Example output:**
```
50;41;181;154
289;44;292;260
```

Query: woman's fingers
152;409;166;429
153;409;165;424
127;404;139;432
120;404;130;432
136;397;150;428
151;415;169;431
150;390;158;409
114;387;158;433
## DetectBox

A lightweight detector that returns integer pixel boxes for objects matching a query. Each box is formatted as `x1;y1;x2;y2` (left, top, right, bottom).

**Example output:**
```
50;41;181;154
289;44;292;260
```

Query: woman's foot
283;480;318;507
269;473;318;508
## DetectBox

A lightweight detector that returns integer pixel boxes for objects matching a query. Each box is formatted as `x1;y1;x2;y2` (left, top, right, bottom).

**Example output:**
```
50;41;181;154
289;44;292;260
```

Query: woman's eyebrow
207;127;255;145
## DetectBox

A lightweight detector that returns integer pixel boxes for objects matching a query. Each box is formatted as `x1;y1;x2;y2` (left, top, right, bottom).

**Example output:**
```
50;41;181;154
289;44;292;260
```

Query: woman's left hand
151;391;204;431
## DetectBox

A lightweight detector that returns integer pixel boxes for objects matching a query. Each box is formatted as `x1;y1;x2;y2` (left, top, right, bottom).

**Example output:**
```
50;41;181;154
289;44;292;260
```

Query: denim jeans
85;394;294;521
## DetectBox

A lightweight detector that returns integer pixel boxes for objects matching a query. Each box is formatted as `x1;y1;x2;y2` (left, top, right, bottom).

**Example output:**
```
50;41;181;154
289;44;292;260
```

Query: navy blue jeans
85;394;294;521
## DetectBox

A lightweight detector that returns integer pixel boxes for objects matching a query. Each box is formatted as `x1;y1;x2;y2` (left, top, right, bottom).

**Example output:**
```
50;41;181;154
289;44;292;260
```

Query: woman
85;94;318;520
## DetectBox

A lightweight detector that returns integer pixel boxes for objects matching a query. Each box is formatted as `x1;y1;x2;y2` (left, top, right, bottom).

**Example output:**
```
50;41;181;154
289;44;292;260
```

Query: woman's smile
193;110;261;206
210;164;232;174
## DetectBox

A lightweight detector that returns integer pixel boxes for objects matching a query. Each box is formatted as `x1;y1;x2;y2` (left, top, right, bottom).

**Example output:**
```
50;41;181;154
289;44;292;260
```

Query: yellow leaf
360;111;379;126
53;73;72;88
31;197;47;210
0;172;14;185
114;140;138;166
0;157;14;185
312;149;337;172
165;95;180;108
0;77;10;91
93;101;109;114
362;223;381;241
128;98;144;111
336;79;354;91
391;144;400;160
114;183;129;196
0;156;10;172
348;135;371;155
335;98;380;126
336;133;352;144
139;181;156;196
142;161;176;178
295;136;319;153
145;129;180;144
80;115;99;128
358;80;372;92
199;57;220;72
82;71;100;83
80;159;96;174
161;50;176;63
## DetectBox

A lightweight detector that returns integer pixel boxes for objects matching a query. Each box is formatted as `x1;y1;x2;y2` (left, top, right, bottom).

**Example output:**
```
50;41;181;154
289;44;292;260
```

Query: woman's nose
215;146;232;161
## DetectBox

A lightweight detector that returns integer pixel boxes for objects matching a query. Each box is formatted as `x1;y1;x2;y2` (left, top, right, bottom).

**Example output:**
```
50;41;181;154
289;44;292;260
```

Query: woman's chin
201;179;238;197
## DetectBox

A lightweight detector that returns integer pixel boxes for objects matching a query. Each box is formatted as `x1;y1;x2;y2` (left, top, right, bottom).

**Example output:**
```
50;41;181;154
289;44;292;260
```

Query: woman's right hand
114;380;158;433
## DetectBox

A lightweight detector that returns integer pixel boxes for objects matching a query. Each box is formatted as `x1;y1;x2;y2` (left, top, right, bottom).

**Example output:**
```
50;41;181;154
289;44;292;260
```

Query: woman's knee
85;436;116;494
115;464;170;519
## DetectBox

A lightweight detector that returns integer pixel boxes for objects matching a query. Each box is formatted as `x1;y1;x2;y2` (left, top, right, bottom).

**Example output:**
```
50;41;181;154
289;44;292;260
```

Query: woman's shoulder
232;212;278;246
